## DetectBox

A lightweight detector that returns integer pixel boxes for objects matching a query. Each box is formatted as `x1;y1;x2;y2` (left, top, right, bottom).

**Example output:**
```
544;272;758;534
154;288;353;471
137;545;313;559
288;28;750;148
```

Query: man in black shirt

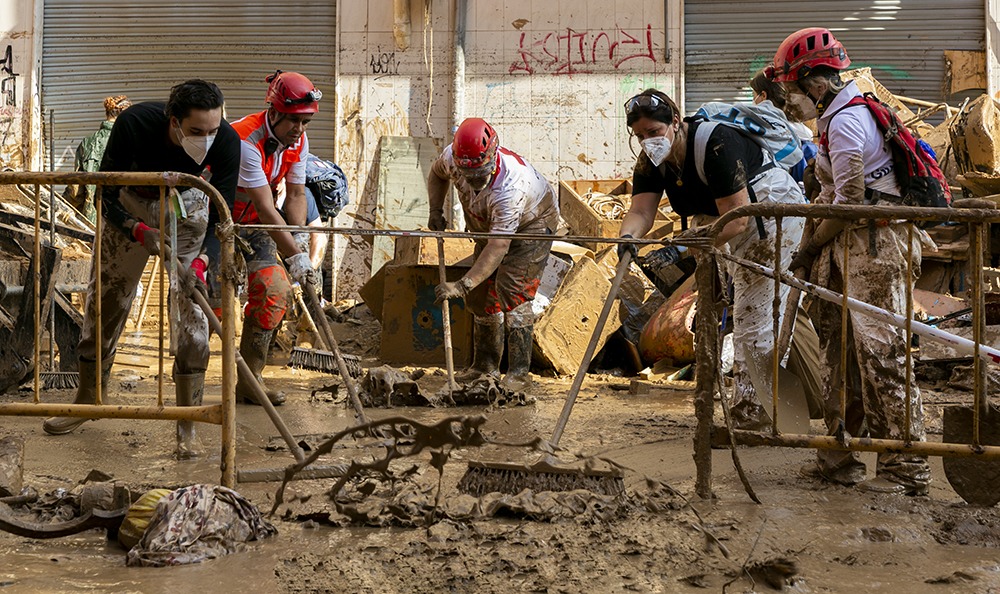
43;80;241;460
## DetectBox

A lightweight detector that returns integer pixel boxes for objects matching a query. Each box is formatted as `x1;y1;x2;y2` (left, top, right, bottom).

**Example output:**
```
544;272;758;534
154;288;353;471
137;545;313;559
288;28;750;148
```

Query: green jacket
68;120;114;223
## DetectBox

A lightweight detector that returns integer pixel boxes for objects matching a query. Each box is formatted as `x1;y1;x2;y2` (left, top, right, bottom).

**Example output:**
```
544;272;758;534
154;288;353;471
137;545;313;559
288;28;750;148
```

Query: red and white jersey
434;145;559;234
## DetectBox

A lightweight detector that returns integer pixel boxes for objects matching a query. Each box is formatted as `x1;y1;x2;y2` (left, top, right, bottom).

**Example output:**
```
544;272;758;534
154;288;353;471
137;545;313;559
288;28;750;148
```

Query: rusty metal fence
0;171;239;487
692;200;1000;500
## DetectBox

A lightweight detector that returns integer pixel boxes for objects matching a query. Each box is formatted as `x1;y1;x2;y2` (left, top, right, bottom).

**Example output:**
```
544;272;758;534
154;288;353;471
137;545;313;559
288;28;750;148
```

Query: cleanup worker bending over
427;118;559;392
208;70;323;406
43;80;241;460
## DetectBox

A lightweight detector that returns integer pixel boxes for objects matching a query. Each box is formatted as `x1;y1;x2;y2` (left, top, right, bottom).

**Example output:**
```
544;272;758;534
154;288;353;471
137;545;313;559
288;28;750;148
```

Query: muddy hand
286;252;321;295
428;211;447;232
435;279;469;303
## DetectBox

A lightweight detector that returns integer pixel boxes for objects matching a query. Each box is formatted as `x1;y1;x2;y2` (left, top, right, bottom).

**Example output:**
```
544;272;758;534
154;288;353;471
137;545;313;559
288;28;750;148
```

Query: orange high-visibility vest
230;110;307;224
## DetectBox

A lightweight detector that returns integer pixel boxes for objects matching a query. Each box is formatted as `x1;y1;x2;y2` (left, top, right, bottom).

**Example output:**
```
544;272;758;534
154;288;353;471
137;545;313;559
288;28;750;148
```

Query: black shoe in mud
856;476;929;497
799;461;867;487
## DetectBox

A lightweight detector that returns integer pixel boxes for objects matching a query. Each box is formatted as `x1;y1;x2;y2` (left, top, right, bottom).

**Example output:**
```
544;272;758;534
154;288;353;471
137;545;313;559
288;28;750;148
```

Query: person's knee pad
245;265;291;330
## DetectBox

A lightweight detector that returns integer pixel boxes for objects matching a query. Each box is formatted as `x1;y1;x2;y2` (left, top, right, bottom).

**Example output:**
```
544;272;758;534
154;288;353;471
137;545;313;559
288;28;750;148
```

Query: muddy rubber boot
236;325;286;406
502;307;535;393
174;371;205;459
456;313;504;383
43;359;110;435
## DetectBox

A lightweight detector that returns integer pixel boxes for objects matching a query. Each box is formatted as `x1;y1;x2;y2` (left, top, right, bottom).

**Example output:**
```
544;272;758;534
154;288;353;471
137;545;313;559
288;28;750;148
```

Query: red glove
131;222;160;255
190;256;208;285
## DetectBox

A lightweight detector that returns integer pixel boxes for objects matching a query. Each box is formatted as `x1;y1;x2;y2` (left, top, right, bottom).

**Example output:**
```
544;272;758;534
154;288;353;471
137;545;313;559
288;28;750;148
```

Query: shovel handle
775;269;807;362
438;237;459;395
301;282;371;426
550;251;632;447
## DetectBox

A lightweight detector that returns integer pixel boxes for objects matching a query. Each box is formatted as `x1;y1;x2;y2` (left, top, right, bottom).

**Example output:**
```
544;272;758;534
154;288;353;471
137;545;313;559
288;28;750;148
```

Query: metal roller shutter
42;0;336;170
684;1;985;111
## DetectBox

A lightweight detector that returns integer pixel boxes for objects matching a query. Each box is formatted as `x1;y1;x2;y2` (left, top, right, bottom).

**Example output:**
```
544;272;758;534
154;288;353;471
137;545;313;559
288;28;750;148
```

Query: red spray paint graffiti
509;25;656;75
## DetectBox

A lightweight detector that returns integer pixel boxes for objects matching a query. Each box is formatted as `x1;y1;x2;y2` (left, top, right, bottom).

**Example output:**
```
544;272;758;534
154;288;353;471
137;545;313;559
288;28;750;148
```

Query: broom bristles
41;372;80;390
288;347;363;377
457;461;625;497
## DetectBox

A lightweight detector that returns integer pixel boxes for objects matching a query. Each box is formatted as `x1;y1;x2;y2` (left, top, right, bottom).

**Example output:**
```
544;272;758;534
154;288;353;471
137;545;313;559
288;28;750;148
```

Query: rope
583;191;633;220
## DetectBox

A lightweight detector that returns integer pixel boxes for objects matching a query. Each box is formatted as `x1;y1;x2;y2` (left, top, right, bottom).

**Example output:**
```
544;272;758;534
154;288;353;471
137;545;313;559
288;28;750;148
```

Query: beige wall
0;0;41;171
330;0;682;298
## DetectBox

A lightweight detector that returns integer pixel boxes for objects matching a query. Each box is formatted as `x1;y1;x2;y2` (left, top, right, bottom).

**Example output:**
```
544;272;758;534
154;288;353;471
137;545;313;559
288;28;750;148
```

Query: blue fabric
788;141;818;184
304;187;321;224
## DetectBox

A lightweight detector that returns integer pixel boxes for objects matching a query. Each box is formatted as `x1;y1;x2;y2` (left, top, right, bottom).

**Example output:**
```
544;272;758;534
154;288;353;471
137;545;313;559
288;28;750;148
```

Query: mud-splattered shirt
632;121;767;220
815;80;900;206
432;145;559;234
99;102;241;243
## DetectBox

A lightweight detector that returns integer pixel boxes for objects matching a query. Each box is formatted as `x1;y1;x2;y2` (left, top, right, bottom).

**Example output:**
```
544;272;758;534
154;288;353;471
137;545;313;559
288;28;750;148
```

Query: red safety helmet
453;118;499;171
265;70;321;114
768;27;850;83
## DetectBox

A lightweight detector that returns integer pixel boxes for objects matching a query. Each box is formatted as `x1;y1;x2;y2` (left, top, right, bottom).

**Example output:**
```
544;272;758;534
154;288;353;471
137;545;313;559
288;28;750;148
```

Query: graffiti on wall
370;48;401;76
509;24;656;75
0;44;20;170
1;45;17;108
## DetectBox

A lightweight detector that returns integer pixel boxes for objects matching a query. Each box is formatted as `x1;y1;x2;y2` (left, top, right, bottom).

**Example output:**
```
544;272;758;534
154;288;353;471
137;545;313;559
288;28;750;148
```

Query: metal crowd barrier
691;200;1000;499
0;171;239;488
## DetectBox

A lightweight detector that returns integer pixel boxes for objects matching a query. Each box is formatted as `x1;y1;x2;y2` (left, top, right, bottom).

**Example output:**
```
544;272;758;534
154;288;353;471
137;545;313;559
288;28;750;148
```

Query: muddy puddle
3;331;1000;592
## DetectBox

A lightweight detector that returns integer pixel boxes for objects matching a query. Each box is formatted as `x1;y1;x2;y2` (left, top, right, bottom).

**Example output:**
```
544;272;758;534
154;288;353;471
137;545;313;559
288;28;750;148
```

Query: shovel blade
943;405;1000;507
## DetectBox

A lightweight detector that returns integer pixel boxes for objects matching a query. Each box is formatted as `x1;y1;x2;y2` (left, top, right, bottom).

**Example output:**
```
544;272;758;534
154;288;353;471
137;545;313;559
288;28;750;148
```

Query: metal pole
219;228;238;488
32;184;41;403
48;109;56;374
157;186;166;407
771;217;782;434
438;237;458;397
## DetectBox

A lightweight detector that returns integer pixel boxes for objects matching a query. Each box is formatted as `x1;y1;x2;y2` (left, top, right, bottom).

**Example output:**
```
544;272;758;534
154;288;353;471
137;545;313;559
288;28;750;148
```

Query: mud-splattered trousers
464;220;553;317
808;223;929;486
206;228;290;331
78;188;210;374
720;167;806;425
806;146;930;487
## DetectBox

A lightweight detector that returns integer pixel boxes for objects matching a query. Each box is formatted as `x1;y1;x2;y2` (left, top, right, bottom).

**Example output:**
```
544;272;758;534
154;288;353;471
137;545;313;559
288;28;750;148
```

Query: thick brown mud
2;328;1000;593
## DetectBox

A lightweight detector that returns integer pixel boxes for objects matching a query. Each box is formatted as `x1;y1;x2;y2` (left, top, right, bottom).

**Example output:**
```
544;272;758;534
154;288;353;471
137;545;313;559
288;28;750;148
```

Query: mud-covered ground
1;313;999;593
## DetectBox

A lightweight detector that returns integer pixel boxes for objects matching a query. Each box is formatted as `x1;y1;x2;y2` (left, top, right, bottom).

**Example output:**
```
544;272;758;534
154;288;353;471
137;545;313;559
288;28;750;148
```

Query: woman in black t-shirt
618;88;806;431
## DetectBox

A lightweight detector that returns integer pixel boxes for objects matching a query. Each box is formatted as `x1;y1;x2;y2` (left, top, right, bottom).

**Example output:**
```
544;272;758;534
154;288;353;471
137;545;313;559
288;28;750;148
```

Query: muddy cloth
78;187;210;375
806;120;930;488
126;484;277;567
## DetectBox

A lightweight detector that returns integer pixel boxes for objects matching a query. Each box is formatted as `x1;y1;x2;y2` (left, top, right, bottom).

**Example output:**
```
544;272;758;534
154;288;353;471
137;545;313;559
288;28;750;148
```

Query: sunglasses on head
624;94;669;117
286;89;323;105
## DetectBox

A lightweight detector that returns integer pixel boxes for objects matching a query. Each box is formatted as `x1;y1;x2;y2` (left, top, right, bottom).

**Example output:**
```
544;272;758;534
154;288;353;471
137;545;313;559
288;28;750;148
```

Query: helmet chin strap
815;90;837;117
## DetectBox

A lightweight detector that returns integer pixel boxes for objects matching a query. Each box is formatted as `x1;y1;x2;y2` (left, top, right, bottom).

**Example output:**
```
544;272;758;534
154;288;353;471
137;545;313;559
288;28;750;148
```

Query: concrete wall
0;0;41;171
330;0;682;298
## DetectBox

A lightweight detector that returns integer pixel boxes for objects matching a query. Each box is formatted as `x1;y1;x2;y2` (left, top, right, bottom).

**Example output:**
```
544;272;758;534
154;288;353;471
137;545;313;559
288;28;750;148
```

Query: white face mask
175;126;216;165
641;135;672;167
785;92;819;122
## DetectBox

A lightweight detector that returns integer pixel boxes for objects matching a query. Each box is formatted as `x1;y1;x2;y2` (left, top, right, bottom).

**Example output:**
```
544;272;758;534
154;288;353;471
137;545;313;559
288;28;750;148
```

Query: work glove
131;222;160;256
617;234;638;263
435;278;473;303
788;242;821;274
428;211;447;232
188;255;209;300
286;252;321;296
639;245;687;273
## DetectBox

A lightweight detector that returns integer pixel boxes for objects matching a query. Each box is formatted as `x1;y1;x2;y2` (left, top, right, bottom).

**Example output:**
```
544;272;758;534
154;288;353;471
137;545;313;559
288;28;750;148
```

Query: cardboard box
379;263;473;366
393;235;476;266
558;179;673;250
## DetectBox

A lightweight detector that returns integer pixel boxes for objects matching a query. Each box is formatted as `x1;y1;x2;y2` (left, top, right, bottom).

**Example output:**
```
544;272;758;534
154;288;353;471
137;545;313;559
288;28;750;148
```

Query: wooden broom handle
550;251;632;447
